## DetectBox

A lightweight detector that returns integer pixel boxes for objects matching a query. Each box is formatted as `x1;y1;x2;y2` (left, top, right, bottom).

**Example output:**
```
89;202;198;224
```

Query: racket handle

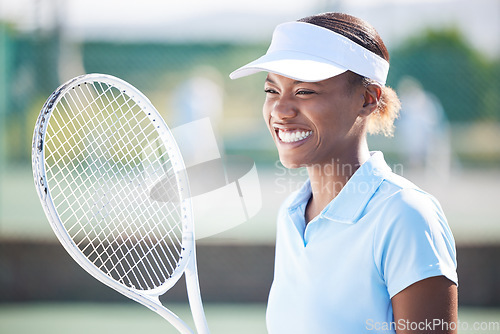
186;252;210;334
153;301;194;334
128;293;194;334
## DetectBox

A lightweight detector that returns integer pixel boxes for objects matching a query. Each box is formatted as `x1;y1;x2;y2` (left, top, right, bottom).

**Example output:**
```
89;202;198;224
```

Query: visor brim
229;50;348;82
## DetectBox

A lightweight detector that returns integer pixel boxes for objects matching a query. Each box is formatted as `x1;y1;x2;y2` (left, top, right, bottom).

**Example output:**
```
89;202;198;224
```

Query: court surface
1;303;499;333
0;302;266;334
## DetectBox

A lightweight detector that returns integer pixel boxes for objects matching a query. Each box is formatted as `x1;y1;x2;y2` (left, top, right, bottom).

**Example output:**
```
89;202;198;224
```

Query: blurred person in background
230;12;458;334
397;76;452;180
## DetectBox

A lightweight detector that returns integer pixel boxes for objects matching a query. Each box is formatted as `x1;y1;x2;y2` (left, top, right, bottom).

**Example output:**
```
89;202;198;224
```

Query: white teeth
278;129;312;143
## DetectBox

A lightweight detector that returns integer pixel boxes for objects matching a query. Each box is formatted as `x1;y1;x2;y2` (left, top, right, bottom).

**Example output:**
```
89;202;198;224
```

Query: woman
230;12;458;334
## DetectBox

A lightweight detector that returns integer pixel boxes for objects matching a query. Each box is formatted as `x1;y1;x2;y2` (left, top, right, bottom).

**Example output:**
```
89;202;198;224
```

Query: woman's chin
278;156;306;169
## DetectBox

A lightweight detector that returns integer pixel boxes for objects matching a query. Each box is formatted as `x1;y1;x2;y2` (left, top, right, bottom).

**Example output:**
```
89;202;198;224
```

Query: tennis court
0;303;266;334
1;303;499;333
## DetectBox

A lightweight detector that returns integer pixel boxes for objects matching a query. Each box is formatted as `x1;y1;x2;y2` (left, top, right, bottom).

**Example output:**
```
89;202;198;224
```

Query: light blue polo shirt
266;151;457;334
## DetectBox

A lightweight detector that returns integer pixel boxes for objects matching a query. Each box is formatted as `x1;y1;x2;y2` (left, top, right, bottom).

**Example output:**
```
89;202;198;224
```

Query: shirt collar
288;151;391;225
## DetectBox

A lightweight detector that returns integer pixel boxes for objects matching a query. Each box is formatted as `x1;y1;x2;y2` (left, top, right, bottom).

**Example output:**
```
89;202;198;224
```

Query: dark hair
299;12;401;137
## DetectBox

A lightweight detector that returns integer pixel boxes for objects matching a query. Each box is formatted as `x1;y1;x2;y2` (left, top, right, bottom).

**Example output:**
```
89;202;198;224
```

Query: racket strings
45;85;122;198
44;81;186;290
87;86;181;287
67;89;181;287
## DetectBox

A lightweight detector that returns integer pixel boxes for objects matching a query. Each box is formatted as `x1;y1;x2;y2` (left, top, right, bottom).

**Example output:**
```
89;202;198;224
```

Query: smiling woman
230;12;458;334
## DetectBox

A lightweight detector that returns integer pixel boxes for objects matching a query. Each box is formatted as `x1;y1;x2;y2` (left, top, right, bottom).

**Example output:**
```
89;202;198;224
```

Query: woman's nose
270;96;298;120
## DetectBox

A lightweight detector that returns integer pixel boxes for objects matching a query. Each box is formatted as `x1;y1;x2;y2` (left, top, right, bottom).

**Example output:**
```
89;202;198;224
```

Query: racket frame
32;74;209;334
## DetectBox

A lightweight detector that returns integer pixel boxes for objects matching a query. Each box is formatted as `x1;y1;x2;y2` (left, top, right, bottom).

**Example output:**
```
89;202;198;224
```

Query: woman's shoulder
373;172;446;224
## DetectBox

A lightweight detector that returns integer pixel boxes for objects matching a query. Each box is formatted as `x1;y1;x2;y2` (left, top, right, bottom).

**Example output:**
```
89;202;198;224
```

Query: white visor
230;21;389;86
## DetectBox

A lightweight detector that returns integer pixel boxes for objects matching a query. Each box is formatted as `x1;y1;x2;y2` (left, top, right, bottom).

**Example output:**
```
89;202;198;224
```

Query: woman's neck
305;141;370;223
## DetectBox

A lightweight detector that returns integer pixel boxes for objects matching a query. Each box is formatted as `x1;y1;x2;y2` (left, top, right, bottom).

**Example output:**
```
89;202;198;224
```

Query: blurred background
1;0;499;333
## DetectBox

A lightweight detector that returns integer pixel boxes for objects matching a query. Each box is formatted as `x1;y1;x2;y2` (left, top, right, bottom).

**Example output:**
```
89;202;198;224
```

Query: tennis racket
31;73;210;334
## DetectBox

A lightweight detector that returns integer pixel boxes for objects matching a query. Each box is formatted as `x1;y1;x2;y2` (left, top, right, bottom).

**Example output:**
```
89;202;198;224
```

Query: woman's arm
391;276;458;334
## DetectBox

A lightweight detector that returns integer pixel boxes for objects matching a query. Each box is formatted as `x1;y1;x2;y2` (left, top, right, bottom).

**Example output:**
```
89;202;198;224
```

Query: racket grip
152;300;194;334
185;253;210;334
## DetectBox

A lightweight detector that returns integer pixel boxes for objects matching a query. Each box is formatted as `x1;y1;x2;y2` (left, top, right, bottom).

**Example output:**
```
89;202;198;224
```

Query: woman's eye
296;90;315;95
264;88;278;94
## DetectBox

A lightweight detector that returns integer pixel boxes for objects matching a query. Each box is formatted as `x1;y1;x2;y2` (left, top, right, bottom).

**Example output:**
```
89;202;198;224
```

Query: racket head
32;73;194;296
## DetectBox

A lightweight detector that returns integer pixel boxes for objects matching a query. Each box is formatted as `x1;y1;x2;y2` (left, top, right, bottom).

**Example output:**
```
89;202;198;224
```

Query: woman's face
263;72;367;169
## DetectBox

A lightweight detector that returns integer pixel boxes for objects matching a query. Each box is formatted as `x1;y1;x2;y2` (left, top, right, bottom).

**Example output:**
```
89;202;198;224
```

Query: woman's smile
273;124;313;144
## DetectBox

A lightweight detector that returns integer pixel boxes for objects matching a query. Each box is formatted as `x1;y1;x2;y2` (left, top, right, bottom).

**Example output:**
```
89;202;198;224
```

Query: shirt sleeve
373;188;458;298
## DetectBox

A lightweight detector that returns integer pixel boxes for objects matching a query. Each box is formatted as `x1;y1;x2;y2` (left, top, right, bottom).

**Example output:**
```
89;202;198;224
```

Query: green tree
388;28;499;122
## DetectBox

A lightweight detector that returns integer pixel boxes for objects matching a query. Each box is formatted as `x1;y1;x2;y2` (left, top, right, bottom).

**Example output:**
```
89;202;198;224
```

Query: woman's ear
360;84;382;117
